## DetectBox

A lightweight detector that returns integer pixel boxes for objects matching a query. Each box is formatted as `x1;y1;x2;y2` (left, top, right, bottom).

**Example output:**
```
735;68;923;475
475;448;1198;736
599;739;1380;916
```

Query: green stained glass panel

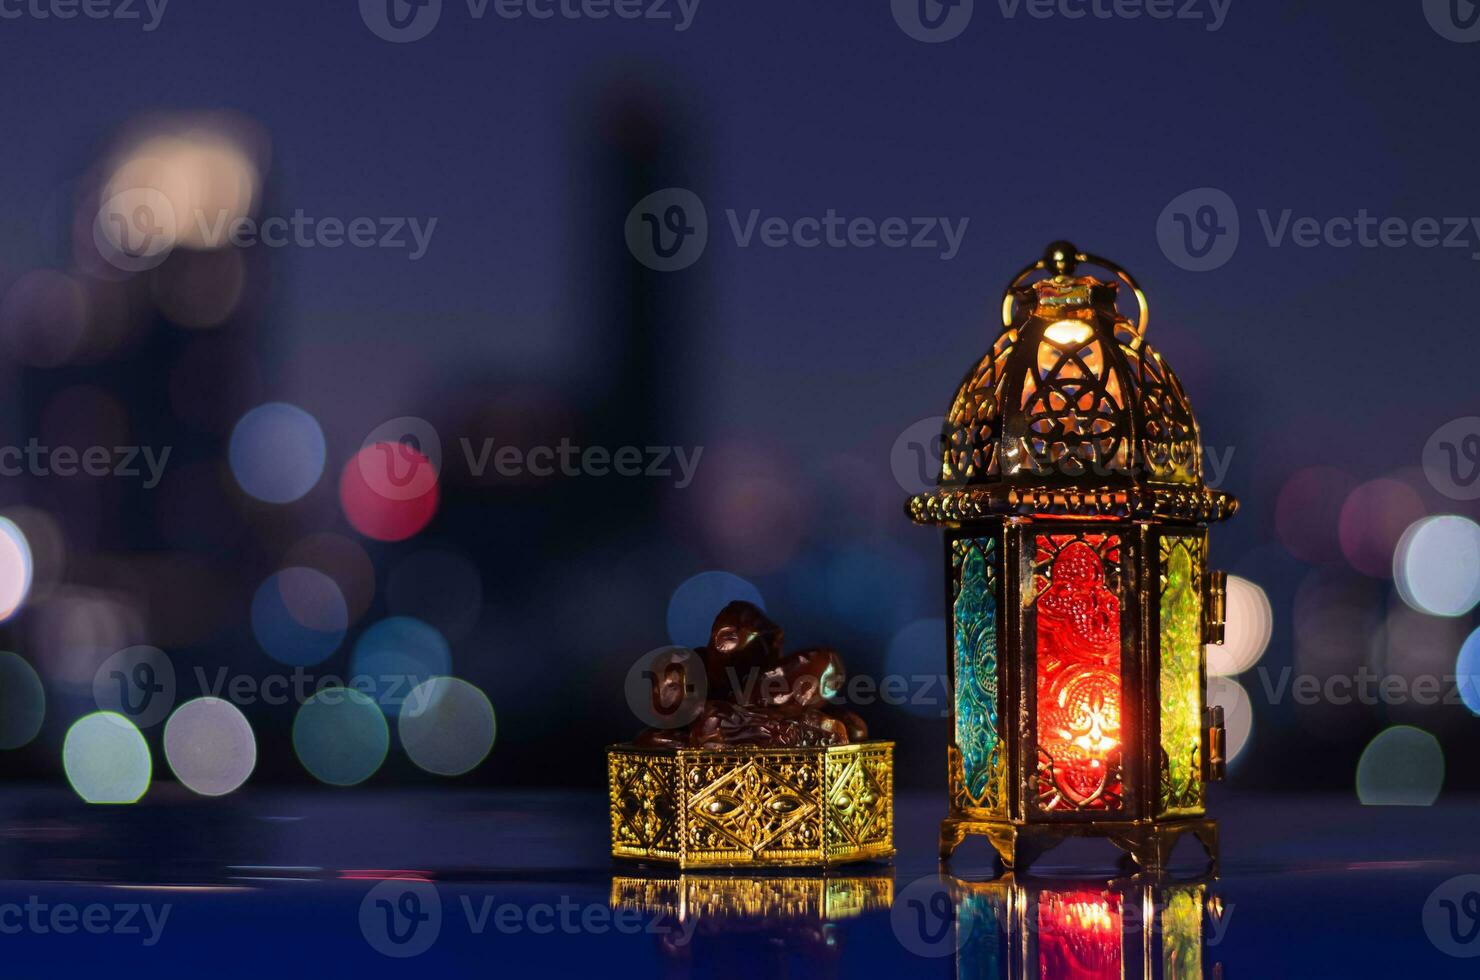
1159;536;1204;815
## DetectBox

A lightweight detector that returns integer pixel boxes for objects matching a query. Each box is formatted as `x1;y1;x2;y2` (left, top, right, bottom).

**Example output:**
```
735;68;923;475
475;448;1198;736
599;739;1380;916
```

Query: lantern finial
1044;240;1080;276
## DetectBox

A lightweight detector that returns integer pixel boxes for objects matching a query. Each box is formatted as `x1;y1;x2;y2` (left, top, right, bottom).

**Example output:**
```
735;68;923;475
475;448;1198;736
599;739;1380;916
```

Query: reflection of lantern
950;873;1222;979
909;243;1235;871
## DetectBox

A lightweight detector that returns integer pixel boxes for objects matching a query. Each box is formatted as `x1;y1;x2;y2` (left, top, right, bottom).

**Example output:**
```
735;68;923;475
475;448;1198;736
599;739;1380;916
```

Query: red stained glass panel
1034;533;1124;812
1038;889;1123;980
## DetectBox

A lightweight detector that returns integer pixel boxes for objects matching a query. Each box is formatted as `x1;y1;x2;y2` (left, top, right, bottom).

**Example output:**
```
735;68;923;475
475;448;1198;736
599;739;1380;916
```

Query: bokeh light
1356;725;1444;806
1456;627;1480;716
1;507;64;604
1207;675;1253;764
164;697;257;796
229;402;326;504
1275;466;1355;564
97;120;262;258
399;677;497;776
63;711;151;804
0;652;45;749
1393;515;1480;617
293;688;389;786
885;618;947;719
1207;575;1272;677
695;442;805;575
666;571;764;648
284;532;376;624
339;444;439;542
28;588;145;690
0;517;35;622
0;269;88;368
250;567;348;666
1338;478;1426;578
350;617;451;716
386;549;484;641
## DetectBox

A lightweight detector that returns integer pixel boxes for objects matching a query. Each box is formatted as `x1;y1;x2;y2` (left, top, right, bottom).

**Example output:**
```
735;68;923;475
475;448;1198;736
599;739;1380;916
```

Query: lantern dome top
908;243;1237;526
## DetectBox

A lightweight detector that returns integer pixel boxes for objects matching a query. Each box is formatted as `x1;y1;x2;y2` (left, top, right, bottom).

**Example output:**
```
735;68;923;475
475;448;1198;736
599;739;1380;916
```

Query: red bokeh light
339;443;439;542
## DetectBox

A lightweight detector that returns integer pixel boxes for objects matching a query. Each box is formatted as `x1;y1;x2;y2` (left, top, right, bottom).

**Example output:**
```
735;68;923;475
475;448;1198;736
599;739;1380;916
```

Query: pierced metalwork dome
908;243;1238;525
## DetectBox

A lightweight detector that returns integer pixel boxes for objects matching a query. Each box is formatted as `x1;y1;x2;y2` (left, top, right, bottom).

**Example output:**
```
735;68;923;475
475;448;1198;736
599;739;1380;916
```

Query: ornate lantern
908;243;1236;871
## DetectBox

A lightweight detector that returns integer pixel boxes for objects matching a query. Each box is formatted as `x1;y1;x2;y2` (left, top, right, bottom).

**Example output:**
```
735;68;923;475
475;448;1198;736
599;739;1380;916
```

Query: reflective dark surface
2;788;1477;977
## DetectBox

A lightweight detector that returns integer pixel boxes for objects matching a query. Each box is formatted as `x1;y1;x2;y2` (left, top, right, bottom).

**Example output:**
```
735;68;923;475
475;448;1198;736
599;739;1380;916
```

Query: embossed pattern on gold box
607;742;895;869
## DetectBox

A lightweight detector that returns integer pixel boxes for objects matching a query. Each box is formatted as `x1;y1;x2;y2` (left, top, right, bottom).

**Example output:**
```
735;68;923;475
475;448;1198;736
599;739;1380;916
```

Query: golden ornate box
607;742;895;868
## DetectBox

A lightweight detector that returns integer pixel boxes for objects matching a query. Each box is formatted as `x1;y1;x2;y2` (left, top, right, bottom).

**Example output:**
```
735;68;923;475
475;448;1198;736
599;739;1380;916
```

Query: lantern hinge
1203;704;1227;783
1203;570;1227;645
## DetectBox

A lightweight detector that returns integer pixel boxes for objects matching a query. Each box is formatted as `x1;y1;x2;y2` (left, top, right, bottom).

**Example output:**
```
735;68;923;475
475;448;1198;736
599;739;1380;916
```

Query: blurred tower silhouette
429;79;707;784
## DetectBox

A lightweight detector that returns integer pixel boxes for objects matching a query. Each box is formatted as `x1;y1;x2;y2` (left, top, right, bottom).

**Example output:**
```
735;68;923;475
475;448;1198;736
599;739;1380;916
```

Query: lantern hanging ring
1000;240;1150;337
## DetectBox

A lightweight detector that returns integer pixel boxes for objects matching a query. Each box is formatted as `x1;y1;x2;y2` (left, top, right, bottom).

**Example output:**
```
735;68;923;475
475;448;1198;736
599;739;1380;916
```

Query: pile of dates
634;601;867;749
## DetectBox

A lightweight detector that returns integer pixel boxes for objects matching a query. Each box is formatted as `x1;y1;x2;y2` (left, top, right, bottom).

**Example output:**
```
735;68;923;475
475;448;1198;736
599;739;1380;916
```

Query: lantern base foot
939;816;1218;876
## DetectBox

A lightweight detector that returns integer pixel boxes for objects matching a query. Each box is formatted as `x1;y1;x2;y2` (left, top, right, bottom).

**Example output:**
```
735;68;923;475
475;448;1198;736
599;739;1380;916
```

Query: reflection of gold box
607;742;895;868
610;873;895;922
